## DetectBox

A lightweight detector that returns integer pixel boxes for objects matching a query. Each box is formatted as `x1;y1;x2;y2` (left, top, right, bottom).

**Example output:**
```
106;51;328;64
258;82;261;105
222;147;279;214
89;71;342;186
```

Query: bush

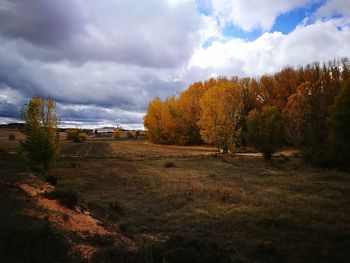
44;189;78;209
127;132;134;139
329;79;350;169
8;134;16;141
91;246;142;263
86;234;114;247
0;222;70;263
66;128;87;143
113;127;122;140
247;106;284;160
163;235;233;263
108;200;124;215
164;161;176;168
44;174;58;186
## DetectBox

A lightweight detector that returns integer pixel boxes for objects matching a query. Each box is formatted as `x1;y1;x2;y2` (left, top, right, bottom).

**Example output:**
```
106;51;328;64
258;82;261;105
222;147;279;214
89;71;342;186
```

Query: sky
0;0;349;129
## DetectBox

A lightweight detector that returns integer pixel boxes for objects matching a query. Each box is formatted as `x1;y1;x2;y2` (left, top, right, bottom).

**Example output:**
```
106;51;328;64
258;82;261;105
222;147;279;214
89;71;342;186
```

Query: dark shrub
91;246;142;263
0;222;70;263
329;79;350;170
108;200;124;215
87;201;106;217
247;106;285;160
127;132;134;139
8;134;16;141
142;243;166;263
44;189;78;209
86;234;114;247
302;146;337;168
164;235;233;263
44;174;58;186
164;161;176;168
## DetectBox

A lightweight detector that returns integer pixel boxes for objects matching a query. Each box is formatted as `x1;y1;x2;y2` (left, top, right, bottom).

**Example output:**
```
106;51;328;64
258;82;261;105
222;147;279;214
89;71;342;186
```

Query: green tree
247;106;284;160
329;79;350;168
20;96;60;170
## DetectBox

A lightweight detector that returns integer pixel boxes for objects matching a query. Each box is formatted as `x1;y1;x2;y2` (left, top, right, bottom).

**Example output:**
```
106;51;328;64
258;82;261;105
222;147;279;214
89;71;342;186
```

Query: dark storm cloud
0;100;20;119
0;0;85;47
0;0;203;68
0;0;206;127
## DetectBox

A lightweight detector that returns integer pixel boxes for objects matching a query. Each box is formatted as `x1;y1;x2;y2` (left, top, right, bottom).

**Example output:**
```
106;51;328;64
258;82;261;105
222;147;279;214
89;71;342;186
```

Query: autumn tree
247;106;284;160
198;79;243;153
20;96;60;170
144;97;164;143
175;81;207;145
66;128;87;143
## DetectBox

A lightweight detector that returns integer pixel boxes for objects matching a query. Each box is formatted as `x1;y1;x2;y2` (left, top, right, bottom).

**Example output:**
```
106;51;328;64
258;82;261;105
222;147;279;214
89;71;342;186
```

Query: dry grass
0;139;349;262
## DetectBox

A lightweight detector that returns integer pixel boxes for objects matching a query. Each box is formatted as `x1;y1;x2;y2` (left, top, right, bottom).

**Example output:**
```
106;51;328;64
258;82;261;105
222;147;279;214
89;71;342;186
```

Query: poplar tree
20;96;60;170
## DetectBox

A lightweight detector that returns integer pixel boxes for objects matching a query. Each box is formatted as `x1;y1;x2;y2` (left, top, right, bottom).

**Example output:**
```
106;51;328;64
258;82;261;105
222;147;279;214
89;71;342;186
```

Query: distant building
94;127;114;134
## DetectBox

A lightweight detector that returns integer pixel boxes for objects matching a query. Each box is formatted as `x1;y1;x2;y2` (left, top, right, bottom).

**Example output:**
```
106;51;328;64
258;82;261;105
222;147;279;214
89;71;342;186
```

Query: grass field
0;134;349;262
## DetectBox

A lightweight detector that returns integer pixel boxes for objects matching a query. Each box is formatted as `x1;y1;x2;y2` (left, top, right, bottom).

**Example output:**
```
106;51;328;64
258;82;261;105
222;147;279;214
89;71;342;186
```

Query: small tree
329;79;350;169
20;96;60;170
247;106;284;160
113;126;122;140
66;128;87;143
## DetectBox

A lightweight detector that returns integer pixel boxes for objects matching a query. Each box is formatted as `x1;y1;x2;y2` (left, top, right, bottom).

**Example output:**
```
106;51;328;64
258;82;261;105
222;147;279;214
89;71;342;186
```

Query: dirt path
18;174;136;260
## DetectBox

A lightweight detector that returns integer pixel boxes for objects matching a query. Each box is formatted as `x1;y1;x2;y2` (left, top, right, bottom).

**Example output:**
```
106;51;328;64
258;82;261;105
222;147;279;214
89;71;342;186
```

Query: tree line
144;58;350;167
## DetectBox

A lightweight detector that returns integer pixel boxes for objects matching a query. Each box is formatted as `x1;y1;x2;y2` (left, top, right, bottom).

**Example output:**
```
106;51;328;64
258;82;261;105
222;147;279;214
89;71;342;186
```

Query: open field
0;139;349;262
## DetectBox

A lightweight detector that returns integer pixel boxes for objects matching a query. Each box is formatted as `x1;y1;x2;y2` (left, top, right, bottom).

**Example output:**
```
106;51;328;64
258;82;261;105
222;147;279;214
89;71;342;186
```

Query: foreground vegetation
0;139;349;262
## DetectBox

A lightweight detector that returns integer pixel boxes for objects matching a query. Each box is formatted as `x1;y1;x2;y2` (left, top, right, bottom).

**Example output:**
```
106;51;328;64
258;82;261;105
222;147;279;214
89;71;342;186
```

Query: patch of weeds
252;241;284;262
119;222;129;233
69;161;80;168
164;161;176;168
44;174;58;186
8;134;16;141
108;200;124;215
87;201;107;217
207;173;216;178
164;235;234;263
91;246;142;263
0;222;71;263
142;242;166;263
44;189;78;209
86;234;114;247
62;214;69;222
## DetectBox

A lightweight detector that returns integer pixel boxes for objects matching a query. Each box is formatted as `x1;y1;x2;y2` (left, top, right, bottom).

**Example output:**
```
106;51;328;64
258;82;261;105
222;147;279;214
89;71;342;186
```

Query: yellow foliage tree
198;79;243;153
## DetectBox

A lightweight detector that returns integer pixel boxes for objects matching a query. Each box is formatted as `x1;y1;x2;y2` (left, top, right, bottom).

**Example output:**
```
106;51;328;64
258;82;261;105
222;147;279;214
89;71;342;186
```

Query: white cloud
189;18;350;76
315;0;350;17
209;0;313;31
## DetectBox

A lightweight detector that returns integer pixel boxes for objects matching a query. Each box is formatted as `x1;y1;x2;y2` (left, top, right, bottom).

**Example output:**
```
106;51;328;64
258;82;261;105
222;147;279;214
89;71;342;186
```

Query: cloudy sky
0;0;349;129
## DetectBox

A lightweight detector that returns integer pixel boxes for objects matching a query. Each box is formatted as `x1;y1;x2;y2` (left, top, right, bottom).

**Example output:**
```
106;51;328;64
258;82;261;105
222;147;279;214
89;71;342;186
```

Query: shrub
86;234;114;247
44;189;78;209
164;161;176;168
164;235;233;263
329;79;350;169
87;201;108;218
8;134;16;141
127;132;134;139
108;200;124;215
66;128;87;143
247;106;284;160
44;174;58;186
0;222;70;263
91;246;142;263
113;126;122;140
